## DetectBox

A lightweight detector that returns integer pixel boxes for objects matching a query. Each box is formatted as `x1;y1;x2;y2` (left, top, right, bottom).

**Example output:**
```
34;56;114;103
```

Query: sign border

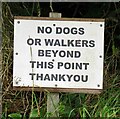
14;16;105;22
13;16;104;94
13;87;102;94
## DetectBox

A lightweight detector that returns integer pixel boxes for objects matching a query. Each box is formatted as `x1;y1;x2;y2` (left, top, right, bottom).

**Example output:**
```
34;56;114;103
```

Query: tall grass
2;2;120;118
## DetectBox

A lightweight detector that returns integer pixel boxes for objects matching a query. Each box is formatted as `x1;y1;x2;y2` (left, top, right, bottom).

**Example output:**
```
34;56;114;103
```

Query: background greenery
2;2;120;118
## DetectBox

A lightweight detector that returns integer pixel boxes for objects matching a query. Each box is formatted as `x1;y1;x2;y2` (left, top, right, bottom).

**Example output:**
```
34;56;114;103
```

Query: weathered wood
47;92;59;117
49;12;62;18
14;16;105;22
46;12;62;118
13;87;102;94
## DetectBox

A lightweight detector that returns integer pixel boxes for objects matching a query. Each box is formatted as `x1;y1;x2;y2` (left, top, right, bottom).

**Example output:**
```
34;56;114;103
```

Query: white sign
13;18;104;89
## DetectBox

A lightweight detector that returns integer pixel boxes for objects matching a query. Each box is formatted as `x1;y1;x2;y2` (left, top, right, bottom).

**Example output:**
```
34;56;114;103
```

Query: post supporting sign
47;12;61;117
13;16;104;94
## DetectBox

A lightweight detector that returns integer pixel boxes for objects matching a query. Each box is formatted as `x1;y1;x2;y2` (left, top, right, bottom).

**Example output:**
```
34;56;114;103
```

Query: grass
1;2;120;119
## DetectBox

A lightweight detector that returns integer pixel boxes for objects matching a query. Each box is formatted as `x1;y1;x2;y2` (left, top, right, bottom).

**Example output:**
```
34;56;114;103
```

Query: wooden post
47;12;61;117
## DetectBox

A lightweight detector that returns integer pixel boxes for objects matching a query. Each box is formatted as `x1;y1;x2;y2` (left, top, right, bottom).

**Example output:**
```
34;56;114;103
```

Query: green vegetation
2;2;120;118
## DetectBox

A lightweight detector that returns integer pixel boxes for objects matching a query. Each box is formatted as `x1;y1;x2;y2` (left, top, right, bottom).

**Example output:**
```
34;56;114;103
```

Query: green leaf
8;113;22;119
29;108;39;118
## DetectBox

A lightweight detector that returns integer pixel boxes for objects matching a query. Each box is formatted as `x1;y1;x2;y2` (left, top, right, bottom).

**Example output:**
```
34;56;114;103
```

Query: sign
13;17;104;91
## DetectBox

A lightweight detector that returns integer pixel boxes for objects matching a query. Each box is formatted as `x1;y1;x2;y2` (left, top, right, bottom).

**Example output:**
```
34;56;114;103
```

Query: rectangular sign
13;17;104;91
